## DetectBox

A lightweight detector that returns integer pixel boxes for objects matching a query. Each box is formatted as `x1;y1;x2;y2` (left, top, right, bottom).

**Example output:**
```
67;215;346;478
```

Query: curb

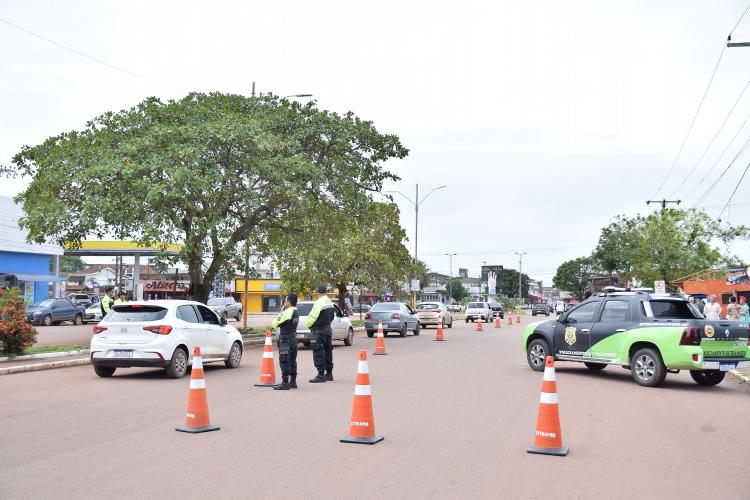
0;349;91;362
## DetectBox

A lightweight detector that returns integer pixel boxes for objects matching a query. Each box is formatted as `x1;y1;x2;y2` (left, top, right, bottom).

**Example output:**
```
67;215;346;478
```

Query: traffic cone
527;356;568;456
508;314;513;325
373;320;388;355
340;350;384;445
434;318;446;341
516;313;521;324
494;315;502;329
475;316;483;332
176;346;220;433
254;330;277;387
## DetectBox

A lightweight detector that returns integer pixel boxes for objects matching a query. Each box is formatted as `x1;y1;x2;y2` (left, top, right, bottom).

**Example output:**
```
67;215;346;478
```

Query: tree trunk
337;283;350;315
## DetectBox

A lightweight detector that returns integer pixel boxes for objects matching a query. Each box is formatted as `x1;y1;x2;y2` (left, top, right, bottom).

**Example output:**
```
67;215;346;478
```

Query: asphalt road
2;317;749;499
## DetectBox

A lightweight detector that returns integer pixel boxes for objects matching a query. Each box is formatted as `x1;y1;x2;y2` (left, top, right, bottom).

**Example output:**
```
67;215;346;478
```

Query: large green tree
11;93;407;301
553;257;596;300
446;278;468;303
272;201;413;310
592;209;748;289
495;268;530;298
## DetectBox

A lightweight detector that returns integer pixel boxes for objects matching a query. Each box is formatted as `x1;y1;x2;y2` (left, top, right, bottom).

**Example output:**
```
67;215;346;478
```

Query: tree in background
0;288;37;356
446;278;468;303
49;255;86;273
272;201;413;311
495;268;529;298
414;259;431;290
12;93;407;302
553;257;596;300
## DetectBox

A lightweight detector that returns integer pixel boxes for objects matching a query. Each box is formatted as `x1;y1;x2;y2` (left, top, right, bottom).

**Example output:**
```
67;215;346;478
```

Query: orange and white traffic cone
373;320;388;355
494;315;502;329
476;315;484;332
434;318;446;341
516;313;521;324
254;330;277;387
176;346;220;433
508;314;513;326
527;356;568;456
340;350;384;445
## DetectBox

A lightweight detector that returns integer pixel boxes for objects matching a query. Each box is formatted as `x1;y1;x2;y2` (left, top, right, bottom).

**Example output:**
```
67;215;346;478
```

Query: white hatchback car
90;300;244;378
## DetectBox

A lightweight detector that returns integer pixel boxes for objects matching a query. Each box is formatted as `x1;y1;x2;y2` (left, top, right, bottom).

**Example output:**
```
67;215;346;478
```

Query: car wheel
689;370;725;386
366;331;375;338
224;341;243;368
447;320;453;329
584;362;607;371
344;328;354;346
465;318;469;323
42;314;52;327
73;314;83;326
526;339;549;372
414;322;420;335
400;324;407;337
93;365;116;377
631;348;667;387
236;311;242;321
166;347;189;379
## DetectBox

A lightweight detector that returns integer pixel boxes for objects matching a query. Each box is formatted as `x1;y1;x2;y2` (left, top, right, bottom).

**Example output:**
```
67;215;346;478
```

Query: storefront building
234;278;284;313
0;196;63;304
675;267;750;317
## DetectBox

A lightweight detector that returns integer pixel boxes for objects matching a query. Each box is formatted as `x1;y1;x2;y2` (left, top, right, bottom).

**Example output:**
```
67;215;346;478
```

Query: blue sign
489;287;496;295
263;282;281;291
92;282;100;288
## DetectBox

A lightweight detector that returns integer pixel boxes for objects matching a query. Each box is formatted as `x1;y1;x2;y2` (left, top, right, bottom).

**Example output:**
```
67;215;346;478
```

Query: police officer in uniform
271;294;299;390
100;286;115;316
307;286;335;383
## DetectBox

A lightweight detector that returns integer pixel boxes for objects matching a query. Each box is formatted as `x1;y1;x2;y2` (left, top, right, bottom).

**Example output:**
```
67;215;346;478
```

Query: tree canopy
553;257;596;300
12;93;408;301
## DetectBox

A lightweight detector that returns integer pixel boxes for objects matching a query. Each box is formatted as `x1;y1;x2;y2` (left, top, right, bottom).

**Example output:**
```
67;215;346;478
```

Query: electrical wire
718;160;750;219
0;17;184;92
692;130;750;206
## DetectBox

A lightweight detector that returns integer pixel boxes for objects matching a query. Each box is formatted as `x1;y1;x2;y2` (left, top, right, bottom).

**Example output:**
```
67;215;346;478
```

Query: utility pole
515;252;527;302
646;199;681;210
445;253;457;303
243;243;250;329
251;82;256;97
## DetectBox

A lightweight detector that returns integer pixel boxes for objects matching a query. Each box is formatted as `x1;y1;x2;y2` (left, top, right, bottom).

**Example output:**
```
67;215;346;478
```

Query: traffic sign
654;280;666;294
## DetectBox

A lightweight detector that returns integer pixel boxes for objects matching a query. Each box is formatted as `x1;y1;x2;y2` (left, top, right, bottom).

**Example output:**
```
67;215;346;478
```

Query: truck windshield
647;300;698;319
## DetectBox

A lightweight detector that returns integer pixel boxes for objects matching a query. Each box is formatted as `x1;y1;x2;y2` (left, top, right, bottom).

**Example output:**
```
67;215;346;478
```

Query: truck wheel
689;370;725;386
526;339;550;372
584;362;607;371
630;348;667;387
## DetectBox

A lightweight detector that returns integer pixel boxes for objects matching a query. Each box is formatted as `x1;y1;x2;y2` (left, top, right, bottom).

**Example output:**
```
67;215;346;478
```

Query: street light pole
515;252;527;302
445;253;457;303
386;183;447;266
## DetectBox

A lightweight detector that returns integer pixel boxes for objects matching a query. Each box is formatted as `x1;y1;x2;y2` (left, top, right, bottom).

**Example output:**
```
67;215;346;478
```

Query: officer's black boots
274;375;290;390
309;372;326;383
325;371;333;382
289;375;297;389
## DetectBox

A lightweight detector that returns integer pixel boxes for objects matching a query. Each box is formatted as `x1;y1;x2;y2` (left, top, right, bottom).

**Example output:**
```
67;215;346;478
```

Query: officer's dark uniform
307;294;335;383
271;305;299;390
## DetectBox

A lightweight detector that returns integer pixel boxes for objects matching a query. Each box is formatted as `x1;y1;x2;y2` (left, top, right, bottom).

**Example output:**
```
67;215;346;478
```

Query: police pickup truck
522;290;750;387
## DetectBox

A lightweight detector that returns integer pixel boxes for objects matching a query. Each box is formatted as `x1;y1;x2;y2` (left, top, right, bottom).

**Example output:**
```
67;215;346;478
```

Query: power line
0;17;183;92
692;130;750;206
653;2;750;198
718;160;750;219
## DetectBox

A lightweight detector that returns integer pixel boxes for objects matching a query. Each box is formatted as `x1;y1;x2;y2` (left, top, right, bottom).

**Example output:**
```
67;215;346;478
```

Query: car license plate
113;350;133;358
719;363;735;372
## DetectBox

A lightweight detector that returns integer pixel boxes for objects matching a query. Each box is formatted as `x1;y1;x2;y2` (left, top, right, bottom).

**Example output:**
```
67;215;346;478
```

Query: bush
0;288;38;356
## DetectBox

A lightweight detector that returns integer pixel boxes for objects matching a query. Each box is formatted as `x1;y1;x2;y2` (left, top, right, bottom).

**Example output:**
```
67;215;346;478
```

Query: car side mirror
221;316;228;326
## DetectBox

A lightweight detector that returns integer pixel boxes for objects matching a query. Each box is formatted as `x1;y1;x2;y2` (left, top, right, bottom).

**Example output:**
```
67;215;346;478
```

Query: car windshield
647;300;698;319
297;303;314;316
467;303;484;308
416;303;440;310
207;299;226;306
371;303;400;311
31;299;55;308
104;305;168;322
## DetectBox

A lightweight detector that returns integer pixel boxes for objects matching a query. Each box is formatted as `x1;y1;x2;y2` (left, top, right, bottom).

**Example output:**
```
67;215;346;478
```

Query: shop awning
3;273;64;282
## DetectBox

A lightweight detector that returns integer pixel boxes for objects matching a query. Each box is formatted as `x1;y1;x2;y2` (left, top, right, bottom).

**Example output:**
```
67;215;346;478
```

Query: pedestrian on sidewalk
704;295;722;321
739;296;749;327
696;298;706;316
307;285;335;383
271;293;299;390
726;296;740;321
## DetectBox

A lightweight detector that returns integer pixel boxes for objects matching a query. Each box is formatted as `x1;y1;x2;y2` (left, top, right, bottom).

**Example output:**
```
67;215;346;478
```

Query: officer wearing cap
100;286;115;316
271;293;299;390
307;285;335;383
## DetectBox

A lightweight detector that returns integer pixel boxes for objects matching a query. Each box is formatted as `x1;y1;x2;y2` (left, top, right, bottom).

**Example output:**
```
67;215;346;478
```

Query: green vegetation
22;344;88;356
0;288;37;356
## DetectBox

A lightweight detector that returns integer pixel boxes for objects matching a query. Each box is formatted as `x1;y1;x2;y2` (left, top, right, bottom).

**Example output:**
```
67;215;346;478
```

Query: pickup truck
25;298;86;326
522;291;749;387
531;303;550;317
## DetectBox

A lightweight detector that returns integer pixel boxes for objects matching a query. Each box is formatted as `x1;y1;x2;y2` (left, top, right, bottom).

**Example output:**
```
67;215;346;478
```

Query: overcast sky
3;0;750;283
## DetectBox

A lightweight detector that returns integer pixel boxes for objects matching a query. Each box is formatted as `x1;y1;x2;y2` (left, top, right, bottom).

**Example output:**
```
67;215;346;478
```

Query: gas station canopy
64;241;181;257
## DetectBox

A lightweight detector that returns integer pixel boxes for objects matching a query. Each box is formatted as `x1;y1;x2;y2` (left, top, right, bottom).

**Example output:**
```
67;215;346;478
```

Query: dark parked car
531;303;550;316
26;298;85;326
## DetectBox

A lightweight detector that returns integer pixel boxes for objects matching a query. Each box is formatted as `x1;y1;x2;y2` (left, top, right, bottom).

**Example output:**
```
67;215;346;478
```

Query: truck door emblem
704;325;715;338
564;327;577;346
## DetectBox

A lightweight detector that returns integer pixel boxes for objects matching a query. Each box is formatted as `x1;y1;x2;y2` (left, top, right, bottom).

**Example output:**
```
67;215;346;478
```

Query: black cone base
527;445;568;456
254;382;277;387
175;424;221;433
433;339;446;342
340;434;384;445
372;352;388;355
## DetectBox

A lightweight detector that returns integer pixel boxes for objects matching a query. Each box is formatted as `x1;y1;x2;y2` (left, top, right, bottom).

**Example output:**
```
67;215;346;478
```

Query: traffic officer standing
307;285;335;383
100;286;115;317
271;294;299;390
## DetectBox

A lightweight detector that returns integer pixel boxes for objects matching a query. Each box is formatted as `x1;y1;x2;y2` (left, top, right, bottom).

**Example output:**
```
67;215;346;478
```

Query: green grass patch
23;344;88;355
238;327;272;335
350;319;364;326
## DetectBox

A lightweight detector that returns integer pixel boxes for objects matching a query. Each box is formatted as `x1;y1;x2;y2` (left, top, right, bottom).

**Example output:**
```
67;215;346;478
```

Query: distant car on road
90;300;243;378
26;298;85;326
352;304;371;314
365;302;420;337
531;303;550;316
84;303;103;324
465;302;492;323
488;301;505;319
206;297;243;321
68;293;92;308
415;302;453;328
447;303;462;313
293;301;354;346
